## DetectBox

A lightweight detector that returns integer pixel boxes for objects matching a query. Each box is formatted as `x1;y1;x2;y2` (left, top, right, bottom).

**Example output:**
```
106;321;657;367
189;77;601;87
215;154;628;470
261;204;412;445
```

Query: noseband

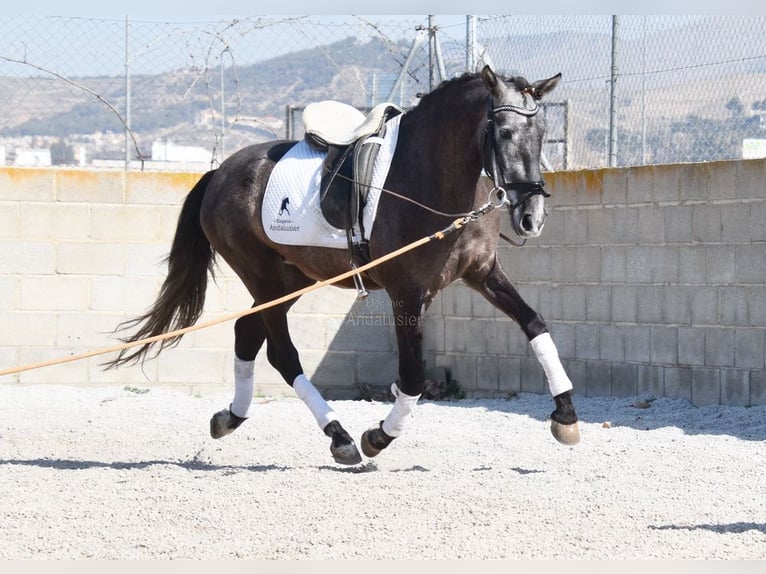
483;95;550;212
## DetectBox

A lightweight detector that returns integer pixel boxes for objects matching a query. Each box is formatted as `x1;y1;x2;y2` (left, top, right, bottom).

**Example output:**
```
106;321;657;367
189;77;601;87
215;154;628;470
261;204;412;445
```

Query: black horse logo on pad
278;197;290;216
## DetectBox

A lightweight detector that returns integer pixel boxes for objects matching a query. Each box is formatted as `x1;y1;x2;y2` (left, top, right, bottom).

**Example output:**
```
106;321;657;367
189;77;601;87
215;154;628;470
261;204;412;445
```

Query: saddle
303;100;403;298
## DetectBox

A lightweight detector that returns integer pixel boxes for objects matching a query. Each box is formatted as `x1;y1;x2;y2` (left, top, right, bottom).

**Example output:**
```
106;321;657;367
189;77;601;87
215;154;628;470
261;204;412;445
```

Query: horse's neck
400;109;485;210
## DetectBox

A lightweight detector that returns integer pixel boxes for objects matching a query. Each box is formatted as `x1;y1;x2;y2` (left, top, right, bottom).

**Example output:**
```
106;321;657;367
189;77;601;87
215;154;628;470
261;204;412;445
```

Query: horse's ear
481;65;499;90
530;73;562;100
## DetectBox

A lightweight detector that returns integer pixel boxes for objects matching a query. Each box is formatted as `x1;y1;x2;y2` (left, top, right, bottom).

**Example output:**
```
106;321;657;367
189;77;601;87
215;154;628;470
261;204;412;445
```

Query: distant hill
1;19;765;168
0;35;414;160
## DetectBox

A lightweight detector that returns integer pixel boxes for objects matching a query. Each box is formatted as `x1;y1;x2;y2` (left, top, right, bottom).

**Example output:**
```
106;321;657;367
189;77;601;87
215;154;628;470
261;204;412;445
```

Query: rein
344;174;527;247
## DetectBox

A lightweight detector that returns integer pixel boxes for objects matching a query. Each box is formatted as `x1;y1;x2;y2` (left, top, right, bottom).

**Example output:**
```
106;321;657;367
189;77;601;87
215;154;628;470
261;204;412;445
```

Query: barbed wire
1;14;765;171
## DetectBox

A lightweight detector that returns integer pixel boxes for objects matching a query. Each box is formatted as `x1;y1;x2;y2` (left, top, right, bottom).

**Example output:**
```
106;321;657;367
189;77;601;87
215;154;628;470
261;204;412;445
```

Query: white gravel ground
0;384;764;560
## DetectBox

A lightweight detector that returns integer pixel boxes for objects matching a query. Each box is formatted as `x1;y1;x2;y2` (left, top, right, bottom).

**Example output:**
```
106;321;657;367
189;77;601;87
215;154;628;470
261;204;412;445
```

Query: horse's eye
498;128;512;140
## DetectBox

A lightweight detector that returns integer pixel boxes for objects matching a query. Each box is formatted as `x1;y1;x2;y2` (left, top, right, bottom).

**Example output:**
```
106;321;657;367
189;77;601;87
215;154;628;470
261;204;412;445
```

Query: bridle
483;92;550;213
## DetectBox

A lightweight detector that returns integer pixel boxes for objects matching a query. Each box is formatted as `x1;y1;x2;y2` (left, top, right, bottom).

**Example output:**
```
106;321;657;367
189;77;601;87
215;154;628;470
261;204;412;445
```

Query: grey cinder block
736;245;766;284
611;363;638;397
705;328;735;367
611;286;638;323
585;361;611;397
650;326;678;365
624;326;652;363
733;328;764;369
664;367;692;402
691;367;720;406
599;325;625;361
750;370;766;406
575;323;600;360
663;205;693;244
678;327;706;366
498;357;522;393
520;357;545;394
637;364;664;397
720;369;750;407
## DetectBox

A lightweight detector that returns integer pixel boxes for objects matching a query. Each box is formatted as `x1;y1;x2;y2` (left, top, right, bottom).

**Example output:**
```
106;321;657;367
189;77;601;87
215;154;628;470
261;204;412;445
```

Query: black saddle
303;101;404;263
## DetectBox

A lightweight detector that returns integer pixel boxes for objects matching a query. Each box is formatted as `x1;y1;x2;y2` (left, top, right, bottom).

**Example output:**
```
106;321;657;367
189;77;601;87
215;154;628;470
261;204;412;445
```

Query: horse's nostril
521;214;534;232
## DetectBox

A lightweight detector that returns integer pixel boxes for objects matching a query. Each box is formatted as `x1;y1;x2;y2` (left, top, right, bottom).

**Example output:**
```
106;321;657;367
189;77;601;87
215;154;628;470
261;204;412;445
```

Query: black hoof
209;406;248;439
360;421;394;458
324;420;363;465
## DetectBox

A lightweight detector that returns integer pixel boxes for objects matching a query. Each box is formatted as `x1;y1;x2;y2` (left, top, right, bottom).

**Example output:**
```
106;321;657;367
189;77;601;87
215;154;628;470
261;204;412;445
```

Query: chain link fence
477;15;766;169
1;14;765;171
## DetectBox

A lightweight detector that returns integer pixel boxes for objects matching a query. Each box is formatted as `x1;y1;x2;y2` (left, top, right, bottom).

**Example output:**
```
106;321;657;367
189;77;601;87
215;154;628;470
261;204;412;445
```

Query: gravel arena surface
0;384;764;560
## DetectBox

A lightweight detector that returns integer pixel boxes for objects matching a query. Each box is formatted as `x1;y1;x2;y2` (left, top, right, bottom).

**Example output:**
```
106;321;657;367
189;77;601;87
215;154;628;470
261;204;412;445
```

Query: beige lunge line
0;216;476;378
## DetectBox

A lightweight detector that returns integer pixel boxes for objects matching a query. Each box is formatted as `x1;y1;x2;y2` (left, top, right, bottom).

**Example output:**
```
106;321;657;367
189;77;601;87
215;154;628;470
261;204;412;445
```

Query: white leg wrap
293;374;337;430
530;332;573;397
381;383;421;438
230;357;255;418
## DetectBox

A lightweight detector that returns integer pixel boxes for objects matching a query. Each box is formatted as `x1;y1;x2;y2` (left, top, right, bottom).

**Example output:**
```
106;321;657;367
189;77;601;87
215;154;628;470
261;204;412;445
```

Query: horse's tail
104;169;217;369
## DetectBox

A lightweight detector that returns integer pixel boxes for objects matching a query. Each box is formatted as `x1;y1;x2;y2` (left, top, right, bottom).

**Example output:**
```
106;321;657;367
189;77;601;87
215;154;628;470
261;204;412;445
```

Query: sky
8;0;766;19
0;14;471;78
3;1;763;79
3;0;763;78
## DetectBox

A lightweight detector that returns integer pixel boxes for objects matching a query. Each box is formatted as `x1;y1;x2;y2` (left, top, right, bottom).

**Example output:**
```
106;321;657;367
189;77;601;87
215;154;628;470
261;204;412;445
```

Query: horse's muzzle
509;192;548;238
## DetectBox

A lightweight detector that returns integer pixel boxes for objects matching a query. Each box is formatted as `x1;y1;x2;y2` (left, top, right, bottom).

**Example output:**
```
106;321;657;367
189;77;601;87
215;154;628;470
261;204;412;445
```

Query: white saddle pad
262;114;401;248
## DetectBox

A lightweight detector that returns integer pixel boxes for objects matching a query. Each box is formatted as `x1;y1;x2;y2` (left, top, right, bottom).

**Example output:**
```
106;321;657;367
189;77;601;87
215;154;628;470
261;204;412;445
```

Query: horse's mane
414;70;530;111
414;72;482;109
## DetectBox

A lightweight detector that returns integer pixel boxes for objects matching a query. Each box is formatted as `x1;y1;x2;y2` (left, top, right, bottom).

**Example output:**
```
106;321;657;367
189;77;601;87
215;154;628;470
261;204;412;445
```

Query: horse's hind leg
209;310;267;438
217;260;362;465
211;267;306;439
465;256;580;445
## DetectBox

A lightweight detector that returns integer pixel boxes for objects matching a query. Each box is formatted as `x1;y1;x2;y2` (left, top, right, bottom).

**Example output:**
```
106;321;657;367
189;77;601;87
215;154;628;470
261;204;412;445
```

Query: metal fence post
641;15;647;165
466;15;476;73
608;15;619;168
220;47;228;163
428;15;435;92
124;15;131;171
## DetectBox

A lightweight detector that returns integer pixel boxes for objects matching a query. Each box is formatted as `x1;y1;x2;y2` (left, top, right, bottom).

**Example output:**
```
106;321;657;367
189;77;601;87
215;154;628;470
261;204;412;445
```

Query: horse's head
481;65;561;239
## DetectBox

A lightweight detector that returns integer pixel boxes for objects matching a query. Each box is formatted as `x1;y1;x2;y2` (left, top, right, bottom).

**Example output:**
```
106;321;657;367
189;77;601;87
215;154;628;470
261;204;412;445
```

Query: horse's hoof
210;407;248;439
324;420;363;465
360;422;394;458
551;419;580;445
332;442;363;466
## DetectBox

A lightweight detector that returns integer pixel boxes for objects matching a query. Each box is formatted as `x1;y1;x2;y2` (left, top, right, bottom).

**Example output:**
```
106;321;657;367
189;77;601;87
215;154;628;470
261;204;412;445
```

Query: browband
489;101;540;118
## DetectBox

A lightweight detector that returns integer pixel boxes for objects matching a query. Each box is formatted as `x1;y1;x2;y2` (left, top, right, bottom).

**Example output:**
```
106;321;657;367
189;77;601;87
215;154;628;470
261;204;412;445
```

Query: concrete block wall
423;159;766;406
2;161;764;406
0;167;388;398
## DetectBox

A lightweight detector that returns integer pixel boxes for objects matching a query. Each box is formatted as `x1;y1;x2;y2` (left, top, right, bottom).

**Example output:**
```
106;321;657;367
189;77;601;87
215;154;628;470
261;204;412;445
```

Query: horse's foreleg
467;257;580;445
361;294;424;457
529;332;580;444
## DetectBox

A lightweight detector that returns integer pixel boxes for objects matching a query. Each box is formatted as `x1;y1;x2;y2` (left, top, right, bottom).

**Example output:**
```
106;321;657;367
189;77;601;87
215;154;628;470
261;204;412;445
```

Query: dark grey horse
107;66;580;465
